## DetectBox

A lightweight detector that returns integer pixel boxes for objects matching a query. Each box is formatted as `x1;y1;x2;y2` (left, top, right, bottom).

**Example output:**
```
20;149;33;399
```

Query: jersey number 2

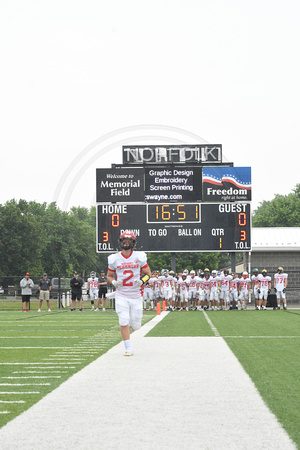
123;270;134;286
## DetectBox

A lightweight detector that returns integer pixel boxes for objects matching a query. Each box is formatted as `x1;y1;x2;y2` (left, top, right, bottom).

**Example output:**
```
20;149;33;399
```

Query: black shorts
22;295;31;302
99;288;107;298
71;292;82;301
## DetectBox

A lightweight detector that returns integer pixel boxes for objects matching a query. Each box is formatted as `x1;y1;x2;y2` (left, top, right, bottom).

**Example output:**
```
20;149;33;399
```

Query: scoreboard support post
171;253;176;273
231;253;236;274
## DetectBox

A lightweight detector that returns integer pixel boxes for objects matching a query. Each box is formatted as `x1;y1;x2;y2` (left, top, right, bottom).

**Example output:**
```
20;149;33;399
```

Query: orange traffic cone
162;300;166;311
157;302;161;315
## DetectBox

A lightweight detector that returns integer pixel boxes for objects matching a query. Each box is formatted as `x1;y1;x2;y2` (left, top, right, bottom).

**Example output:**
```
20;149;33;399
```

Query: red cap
26;272;30;276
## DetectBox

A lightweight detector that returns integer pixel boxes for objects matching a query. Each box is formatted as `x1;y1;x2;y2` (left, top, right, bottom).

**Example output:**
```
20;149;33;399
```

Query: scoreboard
97;202;251;253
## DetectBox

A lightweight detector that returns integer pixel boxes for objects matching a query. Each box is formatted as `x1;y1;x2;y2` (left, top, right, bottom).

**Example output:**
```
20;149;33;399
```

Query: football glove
112;280;121;288
135;274;150;287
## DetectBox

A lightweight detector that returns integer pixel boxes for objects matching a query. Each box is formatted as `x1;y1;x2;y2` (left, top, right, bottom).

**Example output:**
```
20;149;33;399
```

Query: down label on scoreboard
97;203;251;253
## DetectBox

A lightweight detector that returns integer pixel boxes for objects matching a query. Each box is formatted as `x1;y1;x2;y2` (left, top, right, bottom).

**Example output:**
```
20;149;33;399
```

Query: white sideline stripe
2;377;61;379
0;392;40;394
202;309;220;336
0;411;10;414
0;401;25;404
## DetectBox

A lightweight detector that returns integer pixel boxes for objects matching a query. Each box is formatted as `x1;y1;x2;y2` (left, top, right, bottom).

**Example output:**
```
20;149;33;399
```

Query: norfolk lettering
123;145;222;164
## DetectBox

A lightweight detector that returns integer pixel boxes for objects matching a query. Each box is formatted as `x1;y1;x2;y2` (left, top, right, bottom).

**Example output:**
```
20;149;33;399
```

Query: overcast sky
0;0;299;213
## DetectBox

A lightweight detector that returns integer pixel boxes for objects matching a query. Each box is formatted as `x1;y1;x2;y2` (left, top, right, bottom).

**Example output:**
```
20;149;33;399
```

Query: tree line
0;184;299;277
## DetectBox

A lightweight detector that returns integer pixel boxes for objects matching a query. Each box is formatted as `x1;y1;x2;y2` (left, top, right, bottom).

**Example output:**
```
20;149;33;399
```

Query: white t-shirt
108;250;148;299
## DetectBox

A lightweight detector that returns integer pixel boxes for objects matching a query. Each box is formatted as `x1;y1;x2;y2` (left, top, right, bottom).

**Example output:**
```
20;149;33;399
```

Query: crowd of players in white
142;267;288;311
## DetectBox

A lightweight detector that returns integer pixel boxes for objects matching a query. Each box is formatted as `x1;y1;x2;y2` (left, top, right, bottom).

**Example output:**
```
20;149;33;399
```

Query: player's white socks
124;339;133;354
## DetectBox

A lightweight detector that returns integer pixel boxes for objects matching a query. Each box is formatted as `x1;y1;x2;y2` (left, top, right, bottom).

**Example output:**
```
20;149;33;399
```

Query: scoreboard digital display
96;202;251;253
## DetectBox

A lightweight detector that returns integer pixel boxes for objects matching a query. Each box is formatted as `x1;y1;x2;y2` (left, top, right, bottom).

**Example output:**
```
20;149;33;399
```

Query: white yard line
0;312;296;449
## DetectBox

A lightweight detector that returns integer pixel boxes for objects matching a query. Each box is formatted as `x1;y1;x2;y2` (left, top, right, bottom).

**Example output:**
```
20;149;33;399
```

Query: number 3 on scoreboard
103;231;109;242
240;230;246;241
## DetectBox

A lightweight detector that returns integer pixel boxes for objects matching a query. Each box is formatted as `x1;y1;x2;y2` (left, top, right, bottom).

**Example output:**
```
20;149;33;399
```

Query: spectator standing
20;272;34;312
96;270;108;311
38;273;52;312
70;271;83;311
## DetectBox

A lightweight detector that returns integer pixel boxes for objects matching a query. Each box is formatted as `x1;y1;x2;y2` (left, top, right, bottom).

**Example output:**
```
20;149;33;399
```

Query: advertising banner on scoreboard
144;166;202;202
96;168;144;202
202;167;251;202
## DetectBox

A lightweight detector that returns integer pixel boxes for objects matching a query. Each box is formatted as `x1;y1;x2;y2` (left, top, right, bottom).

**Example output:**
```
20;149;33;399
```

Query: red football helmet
119;230;136;250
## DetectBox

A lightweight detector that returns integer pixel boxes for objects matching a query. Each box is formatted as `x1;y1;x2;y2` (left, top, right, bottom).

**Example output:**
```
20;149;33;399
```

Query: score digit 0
111;213;120;227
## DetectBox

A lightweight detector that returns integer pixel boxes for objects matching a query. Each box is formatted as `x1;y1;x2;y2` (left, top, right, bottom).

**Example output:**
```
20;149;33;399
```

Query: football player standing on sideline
274;267;288;309
107;231;151;356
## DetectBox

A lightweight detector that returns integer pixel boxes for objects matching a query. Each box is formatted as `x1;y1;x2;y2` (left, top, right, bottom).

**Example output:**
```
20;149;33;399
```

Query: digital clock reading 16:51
147;203;201;223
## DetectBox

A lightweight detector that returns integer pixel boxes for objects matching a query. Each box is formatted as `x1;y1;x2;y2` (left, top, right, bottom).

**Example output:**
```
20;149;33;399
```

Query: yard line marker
0;400;25;403
0;383;51;386
24;366;76;369
0;392;40;394
13;371;67;374
0;337;80;339
2;376;61;379
202;310;220;337
0;411;10;414
0;363;81;365
0;347;76;349
222;336;300;338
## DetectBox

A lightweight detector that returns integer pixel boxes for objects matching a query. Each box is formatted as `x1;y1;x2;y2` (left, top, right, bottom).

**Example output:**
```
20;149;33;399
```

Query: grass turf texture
0;310;156;428
147;310;300;448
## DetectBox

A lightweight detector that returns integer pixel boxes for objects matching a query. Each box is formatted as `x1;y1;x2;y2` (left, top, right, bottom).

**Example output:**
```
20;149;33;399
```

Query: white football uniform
87;277;99;300
143;277;154;301
108;250;148;330
188;276;199;300
177;279;189;303
239;277;251;301
230;277;239;301
210;276;220;301
203;277;211;301
259;275;271;300
219;274;233;302
274;272;288;299
161;275;173;299
251;274;261;299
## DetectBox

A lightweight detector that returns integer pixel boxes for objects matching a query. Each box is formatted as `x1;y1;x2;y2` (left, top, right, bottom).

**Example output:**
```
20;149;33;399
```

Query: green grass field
147;309;300;448
0;309;156;428
0;307;299;448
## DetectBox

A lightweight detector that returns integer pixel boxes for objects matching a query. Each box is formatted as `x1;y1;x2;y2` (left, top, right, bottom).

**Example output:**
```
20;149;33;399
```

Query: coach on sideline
38;273;52;312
